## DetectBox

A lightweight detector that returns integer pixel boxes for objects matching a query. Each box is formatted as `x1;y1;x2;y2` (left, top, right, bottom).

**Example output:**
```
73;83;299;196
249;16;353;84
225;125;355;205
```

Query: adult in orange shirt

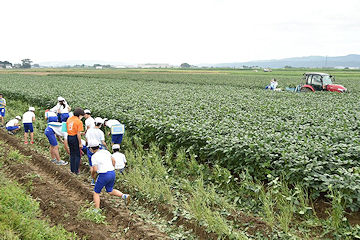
66;107;85;174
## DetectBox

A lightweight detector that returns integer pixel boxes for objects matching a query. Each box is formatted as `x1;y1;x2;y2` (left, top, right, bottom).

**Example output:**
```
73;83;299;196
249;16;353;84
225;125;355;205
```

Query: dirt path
0;129;169;240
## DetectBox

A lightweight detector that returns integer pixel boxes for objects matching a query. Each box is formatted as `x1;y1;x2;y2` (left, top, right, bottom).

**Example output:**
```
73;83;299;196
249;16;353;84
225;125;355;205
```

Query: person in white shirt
0;93;6;127
50;96;71;122
265;78;278;90
44;122;69;165
112;144;127;174
83;109;95;134
103;118;125;145
86;117;108;185
23;107;36;144
270;78;278;90
86;117;108;149
5;116;21;134
45;109;58;123
88;139;130;209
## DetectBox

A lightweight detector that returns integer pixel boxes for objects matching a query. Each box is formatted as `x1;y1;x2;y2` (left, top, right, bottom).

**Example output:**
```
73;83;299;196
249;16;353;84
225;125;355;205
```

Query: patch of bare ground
14;71;89;76
312;195;360;226
0;129;168;240
15;72;52;75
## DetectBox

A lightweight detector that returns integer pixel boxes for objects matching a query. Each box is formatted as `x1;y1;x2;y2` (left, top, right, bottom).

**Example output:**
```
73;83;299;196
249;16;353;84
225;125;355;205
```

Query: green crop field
1;68;360;238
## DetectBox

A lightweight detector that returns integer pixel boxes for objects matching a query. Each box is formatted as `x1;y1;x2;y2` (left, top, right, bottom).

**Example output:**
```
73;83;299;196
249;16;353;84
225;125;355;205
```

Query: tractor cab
300;72;347;93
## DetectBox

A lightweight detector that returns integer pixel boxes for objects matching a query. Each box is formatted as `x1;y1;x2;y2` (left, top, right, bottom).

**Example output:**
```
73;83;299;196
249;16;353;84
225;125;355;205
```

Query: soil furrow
0;129;168;240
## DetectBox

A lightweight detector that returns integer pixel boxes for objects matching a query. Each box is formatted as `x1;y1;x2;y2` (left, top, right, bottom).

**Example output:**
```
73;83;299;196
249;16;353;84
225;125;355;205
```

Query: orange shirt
66;116;84;136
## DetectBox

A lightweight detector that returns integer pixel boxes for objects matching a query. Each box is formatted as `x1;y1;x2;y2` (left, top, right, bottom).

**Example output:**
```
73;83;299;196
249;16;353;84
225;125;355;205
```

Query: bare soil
0;129;169;240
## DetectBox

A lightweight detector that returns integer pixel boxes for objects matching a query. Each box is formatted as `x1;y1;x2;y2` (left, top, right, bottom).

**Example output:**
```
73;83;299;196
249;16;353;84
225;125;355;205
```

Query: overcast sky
2;0;360;65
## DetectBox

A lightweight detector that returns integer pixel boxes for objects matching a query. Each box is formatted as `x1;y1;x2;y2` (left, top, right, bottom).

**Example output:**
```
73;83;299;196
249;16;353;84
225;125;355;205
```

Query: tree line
0;59;33;68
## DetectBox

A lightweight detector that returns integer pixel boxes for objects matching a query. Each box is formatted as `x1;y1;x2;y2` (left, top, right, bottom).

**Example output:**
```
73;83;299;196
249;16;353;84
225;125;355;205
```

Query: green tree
180;63;191;68
0;61;12;68
21;58;32;68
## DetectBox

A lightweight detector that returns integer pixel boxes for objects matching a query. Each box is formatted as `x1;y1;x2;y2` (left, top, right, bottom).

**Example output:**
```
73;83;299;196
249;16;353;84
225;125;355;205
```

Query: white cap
29;107;35;111
58;96;65;101
84;109;91;114
103;118;108;122
112;144;120;150
15;116;21;120
87;139;100;148
94;117;104;124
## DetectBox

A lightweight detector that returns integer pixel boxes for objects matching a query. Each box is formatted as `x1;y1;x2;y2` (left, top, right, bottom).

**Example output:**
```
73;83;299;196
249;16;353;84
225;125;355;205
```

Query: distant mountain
37;60;126;67
37;55;360;68
208;54;360;68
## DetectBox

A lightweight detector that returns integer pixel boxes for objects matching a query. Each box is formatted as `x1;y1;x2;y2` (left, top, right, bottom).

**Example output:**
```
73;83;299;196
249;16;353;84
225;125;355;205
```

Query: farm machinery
286;72;347;93
298;72;347;93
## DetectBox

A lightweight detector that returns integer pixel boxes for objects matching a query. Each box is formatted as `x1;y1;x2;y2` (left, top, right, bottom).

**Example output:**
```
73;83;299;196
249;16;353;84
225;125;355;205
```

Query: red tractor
300;72;347;93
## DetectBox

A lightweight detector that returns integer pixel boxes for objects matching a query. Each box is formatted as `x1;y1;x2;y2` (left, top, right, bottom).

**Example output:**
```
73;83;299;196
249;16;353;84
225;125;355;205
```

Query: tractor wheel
300;87;312;92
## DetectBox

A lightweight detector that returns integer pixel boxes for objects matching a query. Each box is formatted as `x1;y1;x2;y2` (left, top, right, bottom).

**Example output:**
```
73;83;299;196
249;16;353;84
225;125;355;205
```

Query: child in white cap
88;139;130;209
112;144;127;174
83;109;95;134
44;122;69;165
45;109;58;123
23;107;36;144
6;116;21;134
50;96;71;122
103;118;125;145
86;117;108;185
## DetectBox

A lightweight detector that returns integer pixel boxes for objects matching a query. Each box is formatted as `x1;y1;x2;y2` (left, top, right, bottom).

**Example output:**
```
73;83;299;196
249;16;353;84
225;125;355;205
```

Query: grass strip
0;158;81;239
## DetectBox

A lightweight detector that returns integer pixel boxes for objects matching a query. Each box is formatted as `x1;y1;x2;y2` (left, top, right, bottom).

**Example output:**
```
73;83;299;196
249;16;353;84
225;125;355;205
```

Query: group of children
1;93;36;145
2;95;130;208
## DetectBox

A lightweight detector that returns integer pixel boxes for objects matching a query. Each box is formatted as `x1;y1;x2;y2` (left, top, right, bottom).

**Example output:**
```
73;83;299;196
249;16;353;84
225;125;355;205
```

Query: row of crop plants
5;97;360;239
1;71;360;211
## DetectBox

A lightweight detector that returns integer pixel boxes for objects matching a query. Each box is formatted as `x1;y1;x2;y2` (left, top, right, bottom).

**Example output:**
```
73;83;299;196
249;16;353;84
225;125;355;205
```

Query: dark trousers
68;135;81;174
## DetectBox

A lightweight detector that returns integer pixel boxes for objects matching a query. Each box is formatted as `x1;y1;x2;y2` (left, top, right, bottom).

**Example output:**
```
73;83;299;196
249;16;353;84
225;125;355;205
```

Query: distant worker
87;139;130;210
23;107;36;144
44;121;69;165
50;96;71;123
265;78;278;90
0;93;6;128
5;116;21;135
103;118;125;145
271;78;278;89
